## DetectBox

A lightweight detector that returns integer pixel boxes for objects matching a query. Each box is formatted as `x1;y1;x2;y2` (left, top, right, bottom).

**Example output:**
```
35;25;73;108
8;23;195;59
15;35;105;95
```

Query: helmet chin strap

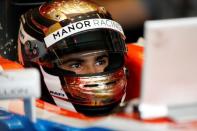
39;66;76;111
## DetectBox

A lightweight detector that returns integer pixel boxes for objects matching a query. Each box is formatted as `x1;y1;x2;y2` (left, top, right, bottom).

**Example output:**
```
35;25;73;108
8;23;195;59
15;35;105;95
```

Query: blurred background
0;0;49;60
0;0;197;61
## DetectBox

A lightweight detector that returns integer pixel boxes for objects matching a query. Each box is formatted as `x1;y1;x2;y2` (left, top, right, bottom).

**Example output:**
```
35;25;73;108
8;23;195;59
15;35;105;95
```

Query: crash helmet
18;0;127;116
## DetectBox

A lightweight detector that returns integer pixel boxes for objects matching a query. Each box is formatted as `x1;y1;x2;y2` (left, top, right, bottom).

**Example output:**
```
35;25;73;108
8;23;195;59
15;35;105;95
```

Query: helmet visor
41;28;126;69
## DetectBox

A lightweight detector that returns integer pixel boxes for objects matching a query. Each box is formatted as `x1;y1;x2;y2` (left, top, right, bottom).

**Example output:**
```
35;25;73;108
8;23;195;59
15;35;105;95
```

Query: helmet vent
84;84;99;87
105;80;116;86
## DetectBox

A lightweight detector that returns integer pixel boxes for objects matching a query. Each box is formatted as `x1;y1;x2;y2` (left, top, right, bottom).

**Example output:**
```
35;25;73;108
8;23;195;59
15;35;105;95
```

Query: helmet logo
24;41;39;58
44;19;125;47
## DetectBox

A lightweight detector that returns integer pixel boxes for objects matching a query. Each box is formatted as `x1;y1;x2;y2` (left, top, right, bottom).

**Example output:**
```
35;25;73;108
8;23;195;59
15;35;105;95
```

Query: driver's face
59;50;109;74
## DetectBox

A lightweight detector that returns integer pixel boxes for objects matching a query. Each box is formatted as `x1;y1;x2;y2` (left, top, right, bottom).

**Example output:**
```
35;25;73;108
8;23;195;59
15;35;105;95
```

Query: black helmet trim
44;18;125;47
23;11;45;41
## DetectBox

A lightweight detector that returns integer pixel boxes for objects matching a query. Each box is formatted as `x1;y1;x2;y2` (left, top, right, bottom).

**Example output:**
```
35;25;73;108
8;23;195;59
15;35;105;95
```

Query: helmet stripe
44;19;125;47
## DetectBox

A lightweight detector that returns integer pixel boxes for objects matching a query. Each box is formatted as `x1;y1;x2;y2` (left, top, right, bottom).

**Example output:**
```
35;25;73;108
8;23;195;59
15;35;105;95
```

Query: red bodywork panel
125;44;143;101
0;56;23;70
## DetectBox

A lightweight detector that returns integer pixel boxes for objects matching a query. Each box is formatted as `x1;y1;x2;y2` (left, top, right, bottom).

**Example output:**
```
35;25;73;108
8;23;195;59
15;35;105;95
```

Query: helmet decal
40;66;76;111
44;18;125;47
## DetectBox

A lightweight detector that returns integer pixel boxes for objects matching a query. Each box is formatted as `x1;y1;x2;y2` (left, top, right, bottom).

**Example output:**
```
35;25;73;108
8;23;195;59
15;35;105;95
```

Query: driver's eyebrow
96;54;109;61
61;58;84;65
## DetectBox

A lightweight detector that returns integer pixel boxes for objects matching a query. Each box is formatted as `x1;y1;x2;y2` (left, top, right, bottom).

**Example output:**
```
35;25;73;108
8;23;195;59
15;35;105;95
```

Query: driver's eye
96;59;107;66
70;62;81;69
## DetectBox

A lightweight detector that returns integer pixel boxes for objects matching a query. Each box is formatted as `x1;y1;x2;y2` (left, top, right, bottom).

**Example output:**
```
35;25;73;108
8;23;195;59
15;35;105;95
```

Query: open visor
42;28;127;64
19;18;127;65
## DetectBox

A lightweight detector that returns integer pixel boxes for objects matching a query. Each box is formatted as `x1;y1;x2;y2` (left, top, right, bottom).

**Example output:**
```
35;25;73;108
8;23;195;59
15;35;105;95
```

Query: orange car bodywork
0;56;23;70
125;44;143;101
